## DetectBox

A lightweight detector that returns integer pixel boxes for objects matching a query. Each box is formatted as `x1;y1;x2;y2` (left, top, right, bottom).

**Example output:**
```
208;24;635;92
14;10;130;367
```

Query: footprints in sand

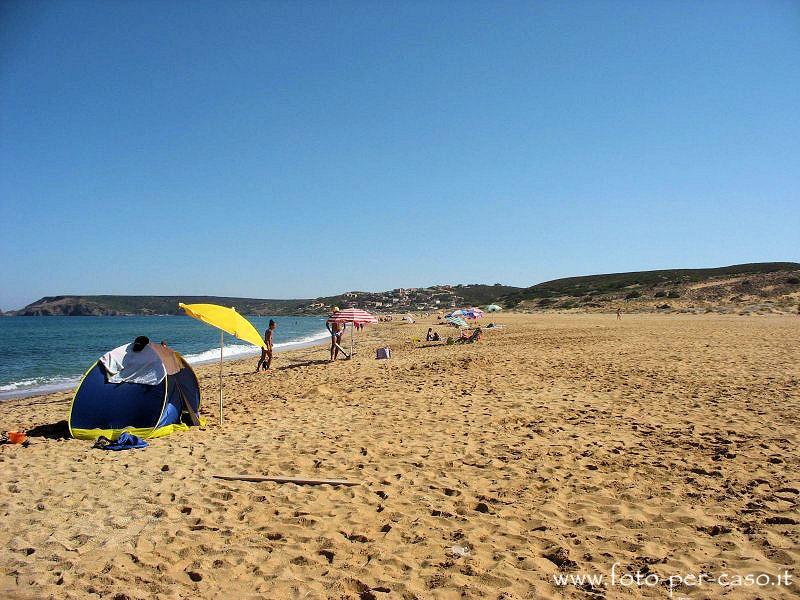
2;315;798;599
542;545;578;571
340;531;371;543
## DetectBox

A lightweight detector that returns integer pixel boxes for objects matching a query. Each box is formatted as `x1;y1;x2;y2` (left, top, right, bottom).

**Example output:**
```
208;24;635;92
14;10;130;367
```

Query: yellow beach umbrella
179;303;265;426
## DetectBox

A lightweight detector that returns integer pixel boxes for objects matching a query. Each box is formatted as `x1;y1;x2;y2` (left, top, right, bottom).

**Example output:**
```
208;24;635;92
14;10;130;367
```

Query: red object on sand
7;431;27;444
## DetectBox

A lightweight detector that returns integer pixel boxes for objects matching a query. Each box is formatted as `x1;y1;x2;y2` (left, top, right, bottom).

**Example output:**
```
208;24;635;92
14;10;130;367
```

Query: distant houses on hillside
296;285;465;314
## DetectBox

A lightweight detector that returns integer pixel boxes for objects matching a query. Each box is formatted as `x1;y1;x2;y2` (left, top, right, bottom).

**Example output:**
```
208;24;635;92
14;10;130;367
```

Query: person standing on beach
256;320;276;371
327;320;345;361
616;307;622;320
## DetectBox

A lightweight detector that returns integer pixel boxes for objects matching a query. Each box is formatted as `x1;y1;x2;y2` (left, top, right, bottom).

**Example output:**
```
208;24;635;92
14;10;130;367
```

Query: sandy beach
1;313;798;599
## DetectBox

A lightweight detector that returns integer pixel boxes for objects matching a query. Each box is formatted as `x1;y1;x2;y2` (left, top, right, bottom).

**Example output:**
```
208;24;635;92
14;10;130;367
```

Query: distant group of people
166;305;499;376
170;302;640;379
252;309;376;369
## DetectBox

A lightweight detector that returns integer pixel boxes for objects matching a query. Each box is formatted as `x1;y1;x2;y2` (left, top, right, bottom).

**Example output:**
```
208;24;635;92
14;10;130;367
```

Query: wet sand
1;313;798;599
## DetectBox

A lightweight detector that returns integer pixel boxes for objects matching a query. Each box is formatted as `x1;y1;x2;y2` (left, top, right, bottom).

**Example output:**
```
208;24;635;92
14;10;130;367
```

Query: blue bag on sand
94;432;148;451
375;347;391;359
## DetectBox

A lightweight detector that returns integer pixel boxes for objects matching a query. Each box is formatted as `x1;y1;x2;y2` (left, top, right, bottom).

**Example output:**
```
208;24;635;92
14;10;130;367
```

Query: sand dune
1;314;798;599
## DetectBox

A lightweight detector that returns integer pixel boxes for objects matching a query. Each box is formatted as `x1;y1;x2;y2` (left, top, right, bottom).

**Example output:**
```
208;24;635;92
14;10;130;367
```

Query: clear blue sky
1;1;798;311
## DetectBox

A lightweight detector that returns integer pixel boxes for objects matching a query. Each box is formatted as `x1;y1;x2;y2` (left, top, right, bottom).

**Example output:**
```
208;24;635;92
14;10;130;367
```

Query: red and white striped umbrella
327;308;378;325
327;308;379;359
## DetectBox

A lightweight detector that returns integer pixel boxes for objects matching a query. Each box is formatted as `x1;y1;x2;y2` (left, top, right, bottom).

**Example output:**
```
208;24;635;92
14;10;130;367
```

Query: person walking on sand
616;307;622;320
327;320;346;361
255;320;276;371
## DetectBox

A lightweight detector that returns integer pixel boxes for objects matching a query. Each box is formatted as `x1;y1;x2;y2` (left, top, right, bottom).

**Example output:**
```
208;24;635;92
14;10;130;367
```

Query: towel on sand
93;432;148;451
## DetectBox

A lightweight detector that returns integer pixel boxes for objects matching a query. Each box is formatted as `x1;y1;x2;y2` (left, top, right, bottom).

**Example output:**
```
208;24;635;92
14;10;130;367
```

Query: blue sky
1;1;798;311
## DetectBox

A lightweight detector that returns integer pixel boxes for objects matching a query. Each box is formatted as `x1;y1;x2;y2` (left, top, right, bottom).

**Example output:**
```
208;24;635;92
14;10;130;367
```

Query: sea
0;315;330;400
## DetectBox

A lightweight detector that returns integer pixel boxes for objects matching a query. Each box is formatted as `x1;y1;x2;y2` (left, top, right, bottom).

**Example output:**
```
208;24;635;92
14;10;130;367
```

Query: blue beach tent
69;340;201;440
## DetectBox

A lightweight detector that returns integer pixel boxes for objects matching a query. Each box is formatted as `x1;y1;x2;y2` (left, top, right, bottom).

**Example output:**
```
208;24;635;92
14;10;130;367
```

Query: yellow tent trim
71;419;207;441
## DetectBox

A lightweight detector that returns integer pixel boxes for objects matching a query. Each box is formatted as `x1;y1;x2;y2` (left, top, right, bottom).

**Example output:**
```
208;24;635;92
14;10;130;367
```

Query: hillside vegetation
14;296;306;317
501;262;800;314
13;284;522;316
12;263;799;316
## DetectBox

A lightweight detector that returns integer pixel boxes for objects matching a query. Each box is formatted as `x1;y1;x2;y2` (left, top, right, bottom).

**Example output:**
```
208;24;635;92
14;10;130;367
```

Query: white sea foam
182;343;261;364
274;329;331;349
0;376;82;399
183;329;329;365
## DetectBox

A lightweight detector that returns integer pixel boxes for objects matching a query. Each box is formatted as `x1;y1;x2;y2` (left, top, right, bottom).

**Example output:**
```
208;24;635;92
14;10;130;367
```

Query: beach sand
1;313;798;599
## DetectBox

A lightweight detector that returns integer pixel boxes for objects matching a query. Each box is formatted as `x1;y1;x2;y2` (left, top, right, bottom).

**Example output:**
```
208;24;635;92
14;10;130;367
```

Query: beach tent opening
69;341;201;440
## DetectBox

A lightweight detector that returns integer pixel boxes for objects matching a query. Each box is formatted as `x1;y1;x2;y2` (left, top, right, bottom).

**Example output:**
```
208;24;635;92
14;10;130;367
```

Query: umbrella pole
350;322;354;357
219;331;224;426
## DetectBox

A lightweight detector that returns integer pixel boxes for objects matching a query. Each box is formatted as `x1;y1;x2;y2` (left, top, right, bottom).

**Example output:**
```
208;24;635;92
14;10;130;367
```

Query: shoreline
0;331;331;402
0;310;795;402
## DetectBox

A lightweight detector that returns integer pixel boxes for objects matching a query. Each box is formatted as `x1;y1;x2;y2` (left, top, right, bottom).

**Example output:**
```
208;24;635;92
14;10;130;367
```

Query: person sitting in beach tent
68;337;202;440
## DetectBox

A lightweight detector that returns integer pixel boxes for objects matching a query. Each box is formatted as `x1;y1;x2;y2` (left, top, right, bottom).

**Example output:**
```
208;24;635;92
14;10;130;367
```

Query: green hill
15;295;307;316
14;284;524;316
500;262;800;313
13;263;800;316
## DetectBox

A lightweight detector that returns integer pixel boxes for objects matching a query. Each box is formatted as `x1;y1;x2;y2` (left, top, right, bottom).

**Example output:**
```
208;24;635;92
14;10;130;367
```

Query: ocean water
0;315;329;400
